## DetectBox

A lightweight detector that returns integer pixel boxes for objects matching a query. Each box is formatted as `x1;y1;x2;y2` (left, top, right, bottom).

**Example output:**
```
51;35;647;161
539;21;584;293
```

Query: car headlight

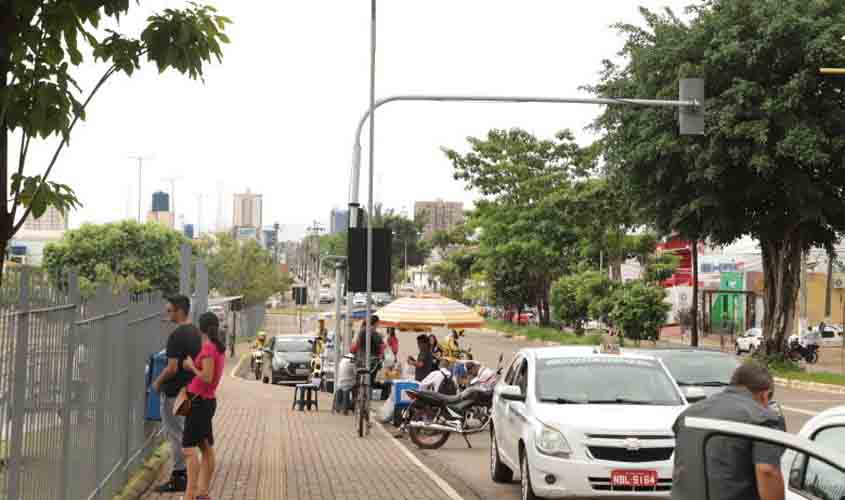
535;423;571;458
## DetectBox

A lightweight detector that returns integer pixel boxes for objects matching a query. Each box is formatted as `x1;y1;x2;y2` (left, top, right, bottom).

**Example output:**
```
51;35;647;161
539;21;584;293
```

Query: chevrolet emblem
624;438;642;451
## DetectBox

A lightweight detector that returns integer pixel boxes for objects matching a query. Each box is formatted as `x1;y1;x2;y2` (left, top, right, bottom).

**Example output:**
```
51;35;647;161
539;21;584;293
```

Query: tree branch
12;64;118;234
10;130;30;219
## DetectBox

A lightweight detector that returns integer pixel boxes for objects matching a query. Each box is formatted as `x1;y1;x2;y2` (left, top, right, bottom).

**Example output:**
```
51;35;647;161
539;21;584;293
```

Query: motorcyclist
250;332;267;369
444;330;463;360
465;361;496;388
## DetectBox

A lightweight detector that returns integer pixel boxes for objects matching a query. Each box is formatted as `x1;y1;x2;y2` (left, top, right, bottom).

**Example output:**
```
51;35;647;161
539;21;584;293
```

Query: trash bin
145;350;167;421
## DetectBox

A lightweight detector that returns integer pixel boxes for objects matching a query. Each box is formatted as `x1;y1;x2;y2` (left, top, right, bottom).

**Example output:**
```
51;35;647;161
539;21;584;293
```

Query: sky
17;0;693;240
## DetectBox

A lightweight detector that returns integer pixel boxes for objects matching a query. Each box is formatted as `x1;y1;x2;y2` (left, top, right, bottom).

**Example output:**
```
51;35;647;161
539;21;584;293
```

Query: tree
204;233;290;306
550;268;615;334
0;2;230;284
445;129;587;324
643;252;680;285
428;247;477;300
43;220;185;294
590;2;845;355
609;281;671;344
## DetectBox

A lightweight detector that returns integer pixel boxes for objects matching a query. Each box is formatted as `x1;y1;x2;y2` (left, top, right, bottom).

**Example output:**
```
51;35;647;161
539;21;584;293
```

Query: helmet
258;331;266;339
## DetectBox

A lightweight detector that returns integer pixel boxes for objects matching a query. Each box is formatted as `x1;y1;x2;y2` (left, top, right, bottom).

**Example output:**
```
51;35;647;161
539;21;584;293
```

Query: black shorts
182;396;217;448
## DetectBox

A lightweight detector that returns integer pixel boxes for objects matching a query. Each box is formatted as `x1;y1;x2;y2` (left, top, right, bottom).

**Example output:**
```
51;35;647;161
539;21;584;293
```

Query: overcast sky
18;0;692;239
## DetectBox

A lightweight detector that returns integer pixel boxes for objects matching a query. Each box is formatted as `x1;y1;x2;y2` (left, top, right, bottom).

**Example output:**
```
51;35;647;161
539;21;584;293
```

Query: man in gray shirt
672;363;785;500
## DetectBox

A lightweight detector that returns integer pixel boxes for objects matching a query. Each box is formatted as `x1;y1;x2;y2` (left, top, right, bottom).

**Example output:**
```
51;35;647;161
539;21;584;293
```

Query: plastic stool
293;383;320;411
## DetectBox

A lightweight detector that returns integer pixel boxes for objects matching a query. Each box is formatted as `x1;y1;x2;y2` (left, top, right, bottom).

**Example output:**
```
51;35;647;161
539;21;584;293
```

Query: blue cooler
145;350;168;421
392;380;419;410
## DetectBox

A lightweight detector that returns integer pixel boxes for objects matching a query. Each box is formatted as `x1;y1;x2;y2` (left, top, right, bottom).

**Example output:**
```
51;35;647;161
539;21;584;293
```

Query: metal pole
334;261;345;394
137;158;142;222
364;0;377;411
7;269;31;500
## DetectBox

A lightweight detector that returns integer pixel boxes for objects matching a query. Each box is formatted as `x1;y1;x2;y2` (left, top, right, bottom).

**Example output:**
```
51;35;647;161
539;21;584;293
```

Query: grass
769;362;845;387
485;319;603;346
268;305;319;316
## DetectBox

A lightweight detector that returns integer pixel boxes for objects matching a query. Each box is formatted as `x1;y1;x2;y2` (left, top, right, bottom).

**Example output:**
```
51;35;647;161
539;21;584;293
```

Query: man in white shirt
334;354;356;414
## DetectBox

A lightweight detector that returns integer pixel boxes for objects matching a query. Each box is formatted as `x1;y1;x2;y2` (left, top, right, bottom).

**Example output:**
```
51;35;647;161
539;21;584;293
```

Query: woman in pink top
181;312;225;500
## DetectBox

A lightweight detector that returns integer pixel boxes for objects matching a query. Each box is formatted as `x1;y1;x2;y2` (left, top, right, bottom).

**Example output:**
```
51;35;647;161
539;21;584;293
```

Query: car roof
631;347;733;358
274;335;314;341
523;345;661;362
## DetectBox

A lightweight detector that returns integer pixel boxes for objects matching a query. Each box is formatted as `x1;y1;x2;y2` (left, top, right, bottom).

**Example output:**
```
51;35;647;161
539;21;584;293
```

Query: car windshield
657;353;739;385
536;357;683;406
274;340;312;352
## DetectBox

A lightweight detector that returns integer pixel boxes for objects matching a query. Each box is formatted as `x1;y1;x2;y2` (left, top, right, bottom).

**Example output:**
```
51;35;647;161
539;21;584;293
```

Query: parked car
781;406;845;500
816;326;844;347
490;346;687;499
373;292;393;306
261;335;315;384
319;289;334;304
516;311;535;325
353;293;368;307
735;327;764;354
678;417;845;500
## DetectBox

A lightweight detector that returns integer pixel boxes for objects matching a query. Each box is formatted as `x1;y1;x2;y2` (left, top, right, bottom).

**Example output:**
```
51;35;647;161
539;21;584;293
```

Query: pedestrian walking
181;312;226;500
671;363;785;500
407;334;436;382
151;295;202;493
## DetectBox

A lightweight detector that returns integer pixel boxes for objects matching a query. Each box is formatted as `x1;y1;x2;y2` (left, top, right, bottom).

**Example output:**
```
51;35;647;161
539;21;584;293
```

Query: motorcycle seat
412;389;464;404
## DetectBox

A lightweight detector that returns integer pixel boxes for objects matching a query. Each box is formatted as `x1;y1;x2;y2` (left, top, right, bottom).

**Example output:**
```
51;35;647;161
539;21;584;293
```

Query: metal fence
0;269;171;500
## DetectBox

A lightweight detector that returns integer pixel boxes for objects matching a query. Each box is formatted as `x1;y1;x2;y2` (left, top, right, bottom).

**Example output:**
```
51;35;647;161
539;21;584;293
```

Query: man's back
162;324;202;397
672;387;784;500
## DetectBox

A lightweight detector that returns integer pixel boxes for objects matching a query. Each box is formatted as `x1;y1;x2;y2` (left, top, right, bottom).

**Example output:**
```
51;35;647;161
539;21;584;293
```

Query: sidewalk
143;338;458;500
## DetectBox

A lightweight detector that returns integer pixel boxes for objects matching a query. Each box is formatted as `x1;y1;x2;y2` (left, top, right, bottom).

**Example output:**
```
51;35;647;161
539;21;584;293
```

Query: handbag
173;387;198;417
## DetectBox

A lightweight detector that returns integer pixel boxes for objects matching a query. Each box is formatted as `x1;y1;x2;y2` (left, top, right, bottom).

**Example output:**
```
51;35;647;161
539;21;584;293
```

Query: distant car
516;312;535;326
261;335;315;384
374;292;393;306
319;289;334;304
781;406;845;500
633;348;738;402
735;327;763;354
353;293;367;307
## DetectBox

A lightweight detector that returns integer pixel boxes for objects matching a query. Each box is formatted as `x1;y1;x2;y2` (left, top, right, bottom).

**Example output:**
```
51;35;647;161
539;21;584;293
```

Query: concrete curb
774;377;845;395
112;442;170;500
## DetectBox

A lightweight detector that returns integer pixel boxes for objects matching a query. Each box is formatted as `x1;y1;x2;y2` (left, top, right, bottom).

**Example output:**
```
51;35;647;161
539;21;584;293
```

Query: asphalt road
390;327;845;500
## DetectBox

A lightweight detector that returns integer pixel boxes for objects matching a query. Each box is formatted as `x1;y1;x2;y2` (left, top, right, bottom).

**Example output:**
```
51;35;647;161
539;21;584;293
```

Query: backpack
438;372;458;396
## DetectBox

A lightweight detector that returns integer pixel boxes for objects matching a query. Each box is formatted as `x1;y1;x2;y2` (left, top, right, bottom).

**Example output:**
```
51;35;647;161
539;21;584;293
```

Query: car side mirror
683;387;707;403
262;348;272;355
499;384;525;402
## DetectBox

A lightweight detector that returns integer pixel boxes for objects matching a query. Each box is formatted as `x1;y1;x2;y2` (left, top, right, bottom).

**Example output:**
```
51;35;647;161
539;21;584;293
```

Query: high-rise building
233;190;262;229
414;200;464;238
21;206;69;231
147;210;175;228
152;191;170;212
330;209;348;234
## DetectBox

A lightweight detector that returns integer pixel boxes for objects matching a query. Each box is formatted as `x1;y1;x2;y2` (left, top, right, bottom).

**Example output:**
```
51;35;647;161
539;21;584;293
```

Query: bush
609;281;670;343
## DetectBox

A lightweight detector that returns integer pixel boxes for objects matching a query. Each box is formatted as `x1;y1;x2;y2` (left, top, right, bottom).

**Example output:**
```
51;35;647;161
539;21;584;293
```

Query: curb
112;442;171;500
774;377;845;395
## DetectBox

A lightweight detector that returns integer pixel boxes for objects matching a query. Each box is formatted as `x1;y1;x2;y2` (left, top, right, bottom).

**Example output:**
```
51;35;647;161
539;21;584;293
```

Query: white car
735;328;764;354
353;293;368;307
490;346;687;499
319;289;335;304
782;406;845;500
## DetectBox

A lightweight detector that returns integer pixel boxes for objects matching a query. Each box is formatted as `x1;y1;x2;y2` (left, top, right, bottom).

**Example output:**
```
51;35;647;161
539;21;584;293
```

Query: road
390;327;845;500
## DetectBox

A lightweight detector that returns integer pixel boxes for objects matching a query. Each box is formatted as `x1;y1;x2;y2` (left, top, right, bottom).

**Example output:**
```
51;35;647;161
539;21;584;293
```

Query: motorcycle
251;350;264;380
402;355;503;450
787;339;819;364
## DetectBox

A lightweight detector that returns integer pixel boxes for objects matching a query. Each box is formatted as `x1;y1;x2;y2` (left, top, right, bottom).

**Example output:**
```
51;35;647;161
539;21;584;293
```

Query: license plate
296;368;311;376
611;470;657;488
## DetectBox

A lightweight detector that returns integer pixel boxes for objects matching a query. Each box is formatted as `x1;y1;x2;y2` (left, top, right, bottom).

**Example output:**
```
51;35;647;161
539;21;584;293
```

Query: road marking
782;405;820;417
377;423;466;500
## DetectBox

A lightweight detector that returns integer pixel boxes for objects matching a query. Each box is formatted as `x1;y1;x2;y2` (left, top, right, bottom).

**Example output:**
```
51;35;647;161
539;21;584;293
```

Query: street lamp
128;155;152;223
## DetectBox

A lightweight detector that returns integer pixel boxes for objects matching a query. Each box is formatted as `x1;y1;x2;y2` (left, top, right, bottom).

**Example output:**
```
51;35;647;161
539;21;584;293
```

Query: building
20;206;68;232
233;190;262;229
184;224;195;239
8;229;65;266
263;228;278;251
414;200;464;238
330;209;349;234
147;210;175;228
152;191;170;212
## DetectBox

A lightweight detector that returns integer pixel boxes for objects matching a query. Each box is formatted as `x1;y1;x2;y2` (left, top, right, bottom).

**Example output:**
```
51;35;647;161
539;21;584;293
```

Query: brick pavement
143;318;459;500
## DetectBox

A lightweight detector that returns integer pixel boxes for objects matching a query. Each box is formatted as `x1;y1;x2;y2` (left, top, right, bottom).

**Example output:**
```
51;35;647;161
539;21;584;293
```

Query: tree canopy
590;1;845;353
43;220;186;294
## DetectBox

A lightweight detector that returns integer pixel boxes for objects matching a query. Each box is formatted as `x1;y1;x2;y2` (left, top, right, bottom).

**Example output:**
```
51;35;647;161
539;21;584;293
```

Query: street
389;327;845;500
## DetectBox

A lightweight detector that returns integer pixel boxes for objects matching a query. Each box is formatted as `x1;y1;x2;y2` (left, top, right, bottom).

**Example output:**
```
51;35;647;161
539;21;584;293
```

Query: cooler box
145;350;168;421
392;380;419;410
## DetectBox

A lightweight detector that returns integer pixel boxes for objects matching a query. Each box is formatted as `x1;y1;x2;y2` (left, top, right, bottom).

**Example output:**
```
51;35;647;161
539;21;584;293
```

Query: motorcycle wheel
254;365;262;380
407;403;451;450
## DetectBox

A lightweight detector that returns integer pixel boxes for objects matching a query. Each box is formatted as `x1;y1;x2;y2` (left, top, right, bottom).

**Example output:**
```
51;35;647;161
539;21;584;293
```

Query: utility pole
273;222;280;263
161;176;180;216
307;220;324;310
129;155;152;223
195;193;207;236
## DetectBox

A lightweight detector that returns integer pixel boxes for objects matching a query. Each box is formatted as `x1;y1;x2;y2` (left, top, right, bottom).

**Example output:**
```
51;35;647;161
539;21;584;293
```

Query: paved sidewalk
143;343;458;500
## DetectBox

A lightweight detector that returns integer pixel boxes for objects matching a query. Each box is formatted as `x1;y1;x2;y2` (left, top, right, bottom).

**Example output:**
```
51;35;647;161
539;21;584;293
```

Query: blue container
392;380;419;409
145;350;168;421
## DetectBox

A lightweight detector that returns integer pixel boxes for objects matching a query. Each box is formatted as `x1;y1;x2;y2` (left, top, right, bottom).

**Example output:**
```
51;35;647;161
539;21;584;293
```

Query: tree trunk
825;255;834;318
610;256;623;282
691;241;699;347
0;4;11;287
761;236;803;356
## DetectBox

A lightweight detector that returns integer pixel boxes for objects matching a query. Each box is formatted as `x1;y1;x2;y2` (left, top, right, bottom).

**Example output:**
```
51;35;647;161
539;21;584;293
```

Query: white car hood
534;403;684;434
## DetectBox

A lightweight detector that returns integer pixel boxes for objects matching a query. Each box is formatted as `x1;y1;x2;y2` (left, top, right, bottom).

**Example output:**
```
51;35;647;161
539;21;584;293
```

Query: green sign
711;272;744;331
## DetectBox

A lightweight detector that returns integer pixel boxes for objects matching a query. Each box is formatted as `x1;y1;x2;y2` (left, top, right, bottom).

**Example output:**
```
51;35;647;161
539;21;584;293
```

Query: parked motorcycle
251;350;264;380
787;339;819;364
402;355;503;450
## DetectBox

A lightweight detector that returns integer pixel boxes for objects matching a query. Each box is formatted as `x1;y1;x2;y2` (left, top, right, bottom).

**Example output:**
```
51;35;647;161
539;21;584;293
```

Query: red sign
611;470;658;488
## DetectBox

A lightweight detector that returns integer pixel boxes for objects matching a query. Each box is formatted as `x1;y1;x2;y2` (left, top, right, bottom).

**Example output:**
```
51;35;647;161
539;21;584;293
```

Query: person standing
672;363;785;500
151;296;202;493
407;334;435;382
387;328;399;357
181;312;226;500
334;353;356;414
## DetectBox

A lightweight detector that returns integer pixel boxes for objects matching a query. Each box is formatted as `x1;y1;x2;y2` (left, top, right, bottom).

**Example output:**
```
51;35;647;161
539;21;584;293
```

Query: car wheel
490;426;513;483
735;343;743;355
262;376;269;384
520;448;541;500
